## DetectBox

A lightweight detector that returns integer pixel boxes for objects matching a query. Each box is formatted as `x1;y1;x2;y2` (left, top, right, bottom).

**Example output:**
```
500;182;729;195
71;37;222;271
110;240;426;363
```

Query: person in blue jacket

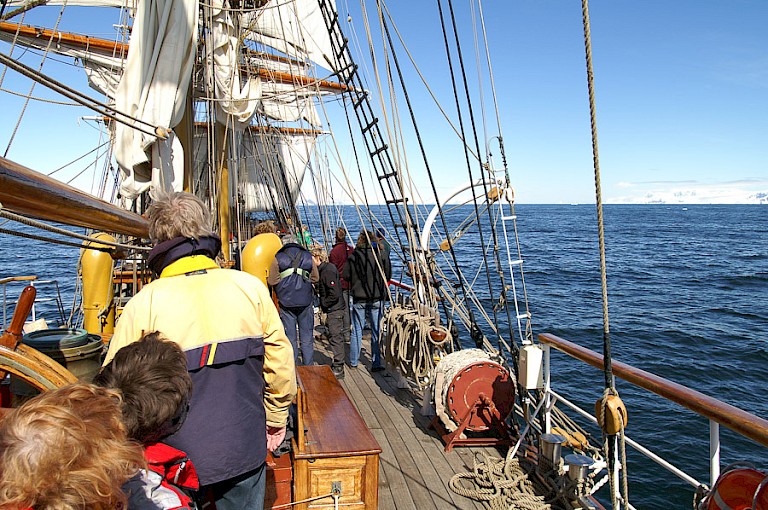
268;235;320;365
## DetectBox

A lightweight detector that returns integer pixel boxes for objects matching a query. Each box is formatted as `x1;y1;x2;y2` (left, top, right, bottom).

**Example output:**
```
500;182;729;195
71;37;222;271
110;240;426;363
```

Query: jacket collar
147;235;221;276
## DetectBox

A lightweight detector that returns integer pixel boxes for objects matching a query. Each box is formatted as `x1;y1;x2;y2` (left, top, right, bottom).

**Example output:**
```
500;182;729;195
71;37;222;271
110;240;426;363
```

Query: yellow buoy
80;233;116;334
241;233;282;286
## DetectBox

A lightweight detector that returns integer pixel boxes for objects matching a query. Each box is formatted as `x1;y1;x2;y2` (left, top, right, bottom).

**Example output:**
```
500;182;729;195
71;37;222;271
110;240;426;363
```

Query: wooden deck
312;333;502;510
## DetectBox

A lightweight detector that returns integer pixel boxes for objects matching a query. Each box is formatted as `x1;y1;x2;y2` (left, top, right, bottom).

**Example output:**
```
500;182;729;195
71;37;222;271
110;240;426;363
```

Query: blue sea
2;204;767;509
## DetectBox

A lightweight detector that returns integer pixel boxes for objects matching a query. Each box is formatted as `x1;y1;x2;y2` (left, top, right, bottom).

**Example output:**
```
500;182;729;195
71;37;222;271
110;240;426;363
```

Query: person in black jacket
312;247;346;379
342;230;392;372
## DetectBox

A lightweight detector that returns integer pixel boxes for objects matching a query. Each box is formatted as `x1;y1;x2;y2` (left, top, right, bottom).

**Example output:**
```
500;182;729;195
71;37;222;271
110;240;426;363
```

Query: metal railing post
544;343;551;433
710;420;720;486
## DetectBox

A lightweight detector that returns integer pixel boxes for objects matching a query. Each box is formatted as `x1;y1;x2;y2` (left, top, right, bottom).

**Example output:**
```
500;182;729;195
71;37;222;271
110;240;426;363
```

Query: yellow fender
80;233;116;335
241;233;282;287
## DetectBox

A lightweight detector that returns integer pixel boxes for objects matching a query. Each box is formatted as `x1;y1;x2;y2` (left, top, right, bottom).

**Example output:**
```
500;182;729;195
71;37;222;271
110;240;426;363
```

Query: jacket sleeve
103;298;141;365
341;252;352;281
310;259;320;284
258;283;297;427
267;257;281;287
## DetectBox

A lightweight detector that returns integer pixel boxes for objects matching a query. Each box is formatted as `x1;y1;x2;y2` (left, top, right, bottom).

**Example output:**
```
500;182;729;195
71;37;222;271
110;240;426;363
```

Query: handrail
0;276;37;285
538;332;768;448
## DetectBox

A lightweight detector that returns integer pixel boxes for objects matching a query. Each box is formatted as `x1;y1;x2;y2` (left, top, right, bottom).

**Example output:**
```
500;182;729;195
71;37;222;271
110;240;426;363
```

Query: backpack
124;442;199;510
274;243;314;308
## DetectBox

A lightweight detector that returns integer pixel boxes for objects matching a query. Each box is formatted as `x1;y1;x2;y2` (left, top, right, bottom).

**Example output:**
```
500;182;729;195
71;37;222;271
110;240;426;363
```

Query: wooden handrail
538;332;768;448
0;276;37;285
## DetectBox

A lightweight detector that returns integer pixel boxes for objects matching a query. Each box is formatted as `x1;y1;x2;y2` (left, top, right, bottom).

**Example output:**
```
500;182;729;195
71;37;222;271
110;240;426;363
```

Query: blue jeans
279;305;314;365
206;463;265;510
350;300;384;368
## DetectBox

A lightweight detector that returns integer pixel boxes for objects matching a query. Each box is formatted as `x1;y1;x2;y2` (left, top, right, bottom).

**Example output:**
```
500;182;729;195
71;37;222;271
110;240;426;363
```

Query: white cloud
607;179;768;204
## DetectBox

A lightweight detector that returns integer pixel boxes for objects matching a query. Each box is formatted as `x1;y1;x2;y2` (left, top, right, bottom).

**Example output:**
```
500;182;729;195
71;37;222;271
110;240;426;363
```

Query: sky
0;1;766;205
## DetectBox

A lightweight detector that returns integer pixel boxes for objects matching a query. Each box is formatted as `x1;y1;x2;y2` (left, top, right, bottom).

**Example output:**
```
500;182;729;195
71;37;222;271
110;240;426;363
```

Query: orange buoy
706;467;767;510
753;478;768;510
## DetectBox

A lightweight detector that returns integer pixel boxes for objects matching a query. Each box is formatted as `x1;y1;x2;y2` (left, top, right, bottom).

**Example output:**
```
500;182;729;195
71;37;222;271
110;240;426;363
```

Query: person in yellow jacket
104;191;296;510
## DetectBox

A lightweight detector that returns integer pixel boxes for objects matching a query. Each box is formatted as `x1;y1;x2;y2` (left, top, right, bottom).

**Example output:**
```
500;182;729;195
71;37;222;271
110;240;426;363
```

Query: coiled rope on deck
450;452;553;510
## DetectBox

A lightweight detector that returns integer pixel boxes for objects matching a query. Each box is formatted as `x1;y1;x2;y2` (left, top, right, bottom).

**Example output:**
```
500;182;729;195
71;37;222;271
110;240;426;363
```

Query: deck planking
313;333;500;510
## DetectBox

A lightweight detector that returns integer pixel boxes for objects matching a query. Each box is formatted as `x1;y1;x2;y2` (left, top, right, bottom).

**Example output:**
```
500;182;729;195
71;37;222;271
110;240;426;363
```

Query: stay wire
377;0;478;343
446;0;512;354
432;0;489;350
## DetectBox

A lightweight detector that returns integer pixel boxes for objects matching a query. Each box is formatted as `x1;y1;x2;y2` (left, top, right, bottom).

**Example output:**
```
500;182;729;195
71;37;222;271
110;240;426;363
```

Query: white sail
206;0;261;129
238;131;316;212
243;0;339;72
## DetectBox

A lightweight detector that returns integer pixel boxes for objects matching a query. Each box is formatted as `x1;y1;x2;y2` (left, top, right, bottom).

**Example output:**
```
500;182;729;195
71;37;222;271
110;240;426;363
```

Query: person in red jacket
328;227;354;349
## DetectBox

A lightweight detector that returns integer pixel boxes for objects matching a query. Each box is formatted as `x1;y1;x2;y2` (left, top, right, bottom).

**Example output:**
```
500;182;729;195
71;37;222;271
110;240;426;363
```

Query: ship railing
1;275;67;330
538;332;768;494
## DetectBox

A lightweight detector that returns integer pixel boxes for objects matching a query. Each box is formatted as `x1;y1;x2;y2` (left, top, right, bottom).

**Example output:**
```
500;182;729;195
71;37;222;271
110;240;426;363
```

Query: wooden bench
293;365;381;509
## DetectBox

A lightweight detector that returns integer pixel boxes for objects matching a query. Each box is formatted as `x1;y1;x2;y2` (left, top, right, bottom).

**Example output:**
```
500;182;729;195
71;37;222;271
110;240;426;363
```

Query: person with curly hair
0;382;145;510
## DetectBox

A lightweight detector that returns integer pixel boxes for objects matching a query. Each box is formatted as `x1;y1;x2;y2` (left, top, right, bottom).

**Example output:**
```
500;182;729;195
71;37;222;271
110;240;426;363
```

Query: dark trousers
341;289;351;343
326;307;345;369
205;463;266;510
279;305;314;366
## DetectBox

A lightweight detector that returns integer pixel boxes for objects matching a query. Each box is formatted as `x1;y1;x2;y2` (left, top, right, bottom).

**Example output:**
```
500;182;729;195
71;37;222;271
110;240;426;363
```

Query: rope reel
432;349;515;434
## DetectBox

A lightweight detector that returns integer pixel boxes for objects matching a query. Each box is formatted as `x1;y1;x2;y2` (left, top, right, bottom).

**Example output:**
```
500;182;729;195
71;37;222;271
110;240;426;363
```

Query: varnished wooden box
293;366;381;509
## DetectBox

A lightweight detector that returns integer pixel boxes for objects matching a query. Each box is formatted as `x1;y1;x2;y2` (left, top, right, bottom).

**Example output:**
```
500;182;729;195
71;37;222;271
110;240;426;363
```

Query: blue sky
1;1;766;204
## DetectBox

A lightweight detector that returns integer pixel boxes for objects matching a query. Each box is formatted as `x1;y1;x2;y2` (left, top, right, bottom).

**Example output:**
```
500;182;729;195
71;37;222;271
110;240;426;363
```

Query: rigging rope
580;0;629;507
442;0;510;354
372;0;481;341
0;210;149;252
0;52;165;140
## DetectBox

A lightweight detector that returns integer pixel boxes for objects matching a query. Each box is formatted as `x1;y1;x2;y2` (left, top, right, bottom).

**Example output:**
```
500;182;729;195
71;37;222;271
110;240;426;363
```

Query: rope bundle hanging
382;303;451;384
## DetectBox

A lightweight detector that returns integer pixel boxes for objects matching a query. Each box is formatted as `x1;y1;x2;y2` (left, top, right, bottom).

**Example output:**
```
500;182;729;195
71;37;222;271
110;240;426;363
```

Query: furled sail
206;0;261;128
113;0;198;200
0;22;126;97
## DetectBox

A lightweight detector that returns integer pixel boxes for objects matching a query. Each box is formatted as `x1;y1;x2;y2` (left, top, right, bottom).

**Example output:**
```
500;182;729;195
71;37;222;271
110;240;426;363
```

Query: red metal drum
445;360;515;432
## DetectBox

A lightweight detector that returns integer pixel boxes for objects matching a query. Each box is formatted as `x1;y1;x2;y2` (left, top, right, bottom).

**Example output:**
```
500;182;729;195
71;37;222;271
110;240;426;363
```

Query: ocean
2;204;766;509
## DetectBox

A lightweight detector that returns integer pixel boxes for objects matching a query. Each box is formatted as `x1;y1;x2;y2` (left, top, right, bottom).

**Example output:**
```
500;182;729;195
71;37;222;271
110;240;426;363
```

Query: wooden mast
215;122;231;264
